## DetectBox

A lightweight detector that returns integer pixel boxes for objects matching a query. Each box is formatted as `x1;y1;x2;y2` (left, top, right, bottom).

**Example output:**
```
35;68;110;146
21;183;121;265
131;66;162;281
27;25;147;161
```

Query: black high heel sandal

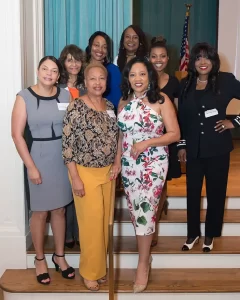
52;253;75;279
34;256;51;285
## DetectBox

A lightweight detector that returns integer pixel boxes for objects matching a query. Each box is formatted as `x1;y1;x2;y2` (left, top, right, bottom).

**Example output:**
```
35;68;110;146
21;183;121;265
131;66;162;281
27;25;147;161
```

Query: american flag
179;12;190;71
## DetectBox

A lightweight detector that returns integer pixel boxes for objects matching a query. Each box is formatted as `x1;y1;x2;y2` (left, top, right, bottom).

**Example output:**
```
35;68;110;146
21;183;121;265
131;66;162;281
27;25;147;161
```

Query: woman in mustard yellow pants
62;63;120;291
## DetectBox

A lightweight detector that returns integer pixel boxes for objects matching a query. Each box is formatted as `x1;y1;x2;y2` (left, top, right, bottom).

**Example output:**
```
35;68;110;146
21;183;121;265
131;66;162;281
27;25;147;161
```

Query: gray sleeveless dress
18;87;72;211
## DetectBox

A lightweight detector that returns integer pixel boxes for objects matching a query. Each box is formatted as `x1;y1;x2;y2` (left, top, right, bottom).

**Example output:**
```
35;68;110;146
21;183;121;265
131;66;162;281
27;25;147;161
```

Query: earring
147;83;150;91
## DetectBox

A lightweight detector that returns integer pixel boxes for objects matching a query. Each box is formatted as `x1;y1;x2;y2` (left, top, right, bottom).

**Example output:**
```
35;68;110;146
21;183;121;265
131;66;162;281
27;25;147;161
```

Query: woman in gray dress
11;56;75;284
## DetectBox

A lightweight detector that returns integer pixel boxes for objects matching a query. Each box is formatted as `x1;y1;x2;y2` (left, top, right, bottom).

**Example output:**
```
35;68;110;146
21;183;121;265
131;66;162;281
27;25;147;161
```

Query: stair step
27;236;240;255
26;236;240;269
116;195;240;210
2;268;240;294
115;208;240;223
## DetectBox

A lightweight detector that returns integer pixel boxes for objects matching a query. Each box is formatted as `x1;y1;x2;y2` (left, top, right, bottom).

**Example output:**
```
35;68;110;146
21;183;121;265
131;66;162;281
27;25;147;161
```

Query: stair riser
116;196;240;209
4;291;240;299
46;223;240;236
27;253;240;269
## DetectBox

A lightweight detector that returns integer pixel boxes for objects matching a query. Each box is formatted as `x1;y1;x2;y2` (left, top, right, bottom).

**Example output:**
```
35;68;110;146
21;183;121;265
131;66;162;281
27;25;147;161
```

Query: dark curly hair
121;57;164;104
85;31;112;64
150;36;169;56
117;25;148;72
58;44;84;88
182;42;220;98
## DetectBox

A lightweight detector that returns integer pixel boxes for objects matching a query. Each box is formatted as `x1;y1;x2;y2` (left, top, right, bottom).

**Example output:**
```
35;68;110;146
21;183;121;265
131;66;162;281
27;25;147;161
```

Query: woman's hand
28;166;42;185
215;119;234;133
72;176;85;197
178;149;187;163
130;140;149;160
109;162;121;180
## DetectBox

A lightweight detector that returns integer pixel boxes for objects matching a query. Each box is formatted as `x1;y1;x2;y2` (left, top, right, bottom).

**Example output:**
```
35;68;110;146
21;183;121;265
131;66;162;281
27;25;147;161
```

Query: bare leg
151;182;168;246
50;207;74;277
135;234;153;284
30;211;50;283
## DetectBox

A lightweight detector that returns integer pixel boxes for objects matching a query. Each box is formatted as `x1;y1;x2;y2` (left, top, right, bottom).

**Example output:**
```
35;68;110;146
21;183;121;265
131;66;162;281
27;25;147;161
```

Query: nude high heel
133;256;153;293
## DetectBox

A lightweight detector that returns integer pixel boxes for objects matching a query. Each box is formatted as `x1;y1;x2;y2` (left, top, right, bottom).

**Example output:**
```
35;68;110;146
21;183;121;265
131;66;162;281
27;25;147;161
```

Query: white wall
218;0;240;114
0;0;44;277
0;0;26;277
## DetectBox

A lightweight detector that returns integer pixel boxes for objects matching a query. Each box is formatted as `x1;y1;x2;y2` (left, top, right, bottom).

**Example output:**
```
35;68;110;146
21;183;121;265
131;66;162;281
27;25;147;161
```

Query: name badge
57;103;69;111
107;110;116;118
204;108;218;118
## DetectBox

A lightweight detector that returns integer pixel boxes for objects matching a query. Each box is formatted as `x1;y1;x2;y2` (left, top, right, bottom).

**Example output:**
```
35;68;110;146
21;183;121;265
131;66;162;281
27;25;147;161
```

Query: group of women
11;24;240;293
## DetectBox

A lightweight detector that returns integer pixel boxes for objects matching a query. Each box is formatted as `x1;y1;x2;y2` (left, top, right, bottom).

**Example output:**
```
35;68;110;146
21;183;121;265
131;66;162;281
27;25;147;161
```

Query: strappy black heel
34;256;50;285
52;253;75;279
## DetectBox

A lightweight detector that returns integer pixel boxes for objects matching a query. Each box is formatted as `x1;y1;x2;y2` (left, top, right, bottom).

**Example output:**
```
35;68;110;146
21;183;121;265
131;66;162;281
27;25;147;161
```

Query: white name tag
107;110;116;118
204;108;218;118
57;103;69;111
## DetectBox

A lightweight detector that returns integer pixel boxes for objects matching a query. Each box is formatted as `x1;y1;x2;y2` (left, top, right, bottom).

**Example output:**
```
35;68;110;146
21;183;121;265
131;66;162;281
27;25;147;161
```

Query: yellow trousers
72;164;113;280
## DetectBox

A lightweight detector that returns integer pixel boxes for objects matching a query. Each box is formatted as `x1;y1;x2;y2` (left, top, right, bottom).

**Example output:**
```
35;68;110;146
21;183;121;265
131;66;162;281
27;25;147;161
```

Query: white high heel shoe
182;236;200;251
202;238;214;252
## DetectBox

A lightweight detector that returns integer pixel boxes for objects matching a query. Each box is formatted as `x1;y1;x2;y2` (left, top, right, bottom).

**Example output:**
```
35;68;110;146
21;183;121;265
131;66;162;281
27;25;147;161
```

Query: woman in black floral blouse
62;62;120;291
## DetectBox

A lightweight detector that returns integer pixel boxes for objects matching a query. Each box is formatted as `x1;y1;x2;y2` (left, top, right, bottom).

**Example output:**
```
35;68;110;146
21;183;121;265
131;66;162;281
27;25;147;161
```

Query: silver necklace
197;77;208;83
133;91;147;100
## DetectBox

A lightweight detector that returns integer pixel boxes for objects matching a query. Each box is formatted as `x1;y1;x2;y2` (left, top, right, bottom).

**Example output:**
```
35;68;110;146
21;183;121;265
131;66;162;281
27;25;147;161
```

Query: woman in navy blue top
85;31;122;110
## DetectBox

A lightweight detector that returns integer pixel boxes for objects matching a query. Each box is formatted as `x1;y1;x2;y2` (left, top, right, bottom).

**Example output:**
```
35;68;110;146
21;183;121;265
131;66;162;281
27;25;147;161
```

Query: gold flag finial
185;4;192;16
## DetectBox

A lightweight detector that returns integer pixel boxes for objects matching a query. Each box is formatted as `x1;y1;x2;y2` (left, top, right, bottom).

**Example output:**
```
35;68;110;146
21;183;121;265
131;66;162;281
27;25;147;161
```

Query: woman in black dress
149;36;181;246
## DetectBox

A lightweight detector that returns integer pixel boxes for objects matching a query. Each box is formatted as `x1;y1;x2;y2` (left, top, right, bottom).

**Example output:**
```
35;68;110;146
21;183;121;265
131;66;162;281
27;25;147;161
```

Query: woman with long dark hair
114;25;148;72
149;36;181;247
58;44;85;98
178;42;240;252
116;57;180;292
58;44;85;249
85;31;121;109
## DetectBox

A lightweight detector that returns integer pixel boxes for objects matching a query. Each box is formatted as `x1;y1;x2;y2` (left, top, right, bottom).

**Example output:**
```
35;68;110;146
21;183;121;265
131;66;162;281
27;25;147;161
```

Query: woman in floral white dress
115;57;180;293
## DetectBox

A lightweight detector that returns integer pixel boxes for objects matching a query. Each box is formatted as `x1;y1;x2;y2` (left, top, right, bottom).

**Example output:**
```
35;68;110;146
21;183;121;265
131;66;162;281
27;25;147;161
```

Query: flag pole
175;3;192;81
185;4;192;38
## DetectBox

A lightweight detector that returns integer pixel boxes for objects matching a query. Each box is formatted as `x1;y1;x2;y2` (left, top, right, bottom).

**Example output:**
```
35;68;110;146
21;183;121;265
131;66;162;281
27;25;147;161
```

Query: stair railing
108;179;116;300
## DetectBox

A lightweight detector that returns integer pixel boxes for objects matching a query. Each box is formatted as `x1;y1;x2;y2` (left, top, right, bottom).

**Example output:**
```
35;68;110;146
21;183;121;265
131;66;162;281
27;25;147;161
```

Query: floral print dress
118;97;169;235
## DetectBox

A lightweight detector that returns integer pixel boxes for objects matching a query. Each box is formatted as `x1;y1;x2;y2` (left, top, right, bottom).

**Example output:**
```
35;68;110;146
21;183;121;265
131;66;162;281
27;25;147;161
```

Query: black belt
32;136;62;141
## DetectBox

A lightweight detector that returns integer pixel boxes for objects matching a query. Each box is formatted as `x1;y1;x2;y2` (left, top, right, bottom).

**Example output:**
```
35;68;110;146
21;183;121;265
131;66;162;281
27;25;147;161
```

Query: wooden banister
108;179;116;300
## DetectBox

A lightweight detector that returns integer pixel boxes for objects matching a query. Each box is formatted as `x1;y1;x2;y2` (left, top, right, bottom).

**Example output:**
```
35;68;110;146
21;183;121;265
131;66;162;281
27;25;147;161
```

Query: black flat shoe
34;256;50;285
64;240;75;249
202;237;214;252
182;236;200;251
52;253;75;279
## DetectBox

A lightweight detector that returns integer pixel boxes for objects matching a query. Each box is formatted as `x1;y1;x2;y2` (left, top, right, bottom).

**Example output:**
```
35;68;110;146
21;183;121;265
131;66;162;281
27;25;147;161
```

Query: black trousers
186;152;230;238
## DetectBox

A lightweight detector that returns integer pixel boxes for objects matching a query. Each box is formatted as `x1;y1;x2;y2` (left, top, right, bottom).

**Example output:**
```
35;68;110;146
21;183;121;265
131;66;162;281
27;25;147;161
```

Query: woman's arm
11;95;42;184
110;130;122;180
130;96;180;159
66;162;85;197
62;101;85;197
148;96;180;146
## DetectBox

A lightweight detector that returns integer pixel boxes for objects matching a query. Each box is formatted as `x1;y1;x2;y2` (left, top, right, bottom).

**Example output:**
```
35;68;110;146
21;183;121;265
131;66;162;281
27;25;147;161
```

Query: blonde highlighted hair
84;62;108;78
